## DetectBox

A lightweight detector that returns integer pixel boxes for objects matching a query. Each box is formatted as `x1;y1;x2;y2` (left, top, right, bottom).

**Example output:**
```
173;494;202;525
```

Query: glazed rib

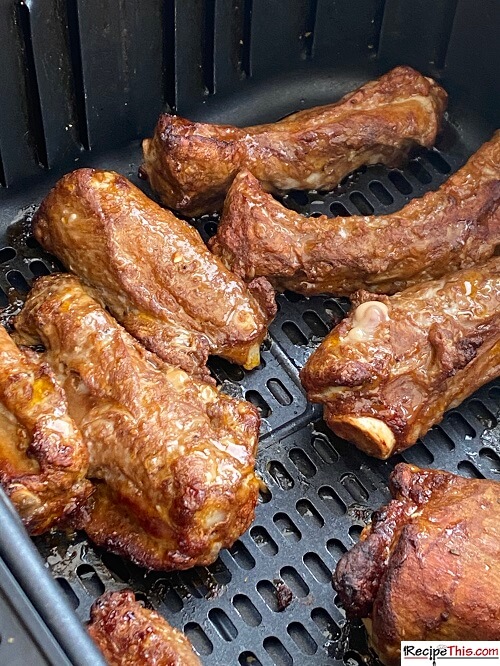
0;326;91;534
32;169;276;380
88;590;200;666
15;274;260;570
300;258;500;458
334;463;500;666
142;66;447;216
210;132;500;295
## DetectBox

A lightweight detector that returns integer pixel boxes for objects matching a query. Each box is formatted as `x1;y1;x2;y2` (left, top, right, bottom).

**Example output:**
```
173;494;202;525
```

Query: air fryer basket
0;1;499;665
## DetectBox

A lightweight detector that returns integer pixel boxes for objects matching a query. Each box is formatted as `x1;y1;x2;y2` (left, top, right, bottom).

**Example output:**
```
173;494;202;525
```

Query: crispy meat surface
300;258;500;458
15;274;260;570
0;326;91;534
210;132;500;295
88;590;200;666
32;169;275;379
334;463;500;666
142;66;447;216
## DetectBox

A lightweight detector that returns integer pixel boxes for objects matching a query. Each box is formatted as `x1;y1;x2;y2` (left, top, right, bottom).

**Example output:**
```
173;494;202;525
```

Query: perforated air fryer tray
1;111;499;666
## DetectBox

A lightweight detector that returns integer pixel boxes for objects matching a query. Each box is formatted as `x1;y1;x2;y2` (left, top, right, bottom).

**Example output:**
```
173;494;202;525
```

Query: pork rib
33;169;276;380
334;464;500;666
88;590;201;665
142;66;447;216
16;274;260;570
211;132;500;295
300;258;500;458
0;326;91;534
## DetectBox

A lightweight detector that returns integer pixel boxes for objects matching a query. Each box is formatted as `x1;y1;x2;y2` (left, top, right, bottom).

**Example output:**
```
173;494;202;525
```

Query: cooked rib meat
88;590;200;666
300;258;500;458
32;169;276;380
142;66;447;216
334;463;500;666
0;326;91;534
15;274;260;570
210;132;500;295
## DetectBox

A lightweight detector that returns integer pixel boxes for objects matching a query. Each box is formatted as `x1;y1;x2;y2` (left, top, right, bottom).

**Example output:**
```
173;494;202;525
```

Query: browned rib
32;168;276;379
15;274;260;570
211;131;500;295
300;258;500;458
88;590;201;665
334;464;500;666
142;66;447;216
0;326;91;534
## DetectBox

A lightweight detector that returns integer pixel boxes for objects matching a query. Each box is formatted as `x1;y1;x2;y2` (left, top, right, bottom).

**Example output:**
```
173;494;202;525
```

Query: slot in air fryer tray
1;0;500;650
0;71;499;665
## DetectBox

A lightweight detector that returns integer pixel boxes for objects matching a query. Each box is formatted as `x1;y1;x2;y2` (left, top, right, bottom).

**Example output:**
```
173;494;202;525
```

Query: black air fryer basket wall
0;1;499;665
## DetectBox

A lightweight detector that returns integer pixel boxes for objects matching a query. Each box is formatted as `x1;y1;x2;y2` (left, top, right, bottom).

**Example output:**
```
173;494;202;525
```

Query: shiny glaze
15;274;260;570
334;464;500;666
0;326;91;534
142;66;447;216
32;169;276;379
88;590;200;666
211;132;500;295
301;258;500;458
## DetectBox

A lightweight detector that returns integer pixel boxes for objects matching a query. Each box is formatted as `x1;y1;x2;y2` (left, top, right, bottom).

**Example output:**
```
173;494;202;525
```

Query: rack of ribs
141;66;447;216
15;274;261;570
0;325;91;534
334;463;500;666
32;169;276;381
210;131;500;295
88;590;201;665
300;258;500;458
